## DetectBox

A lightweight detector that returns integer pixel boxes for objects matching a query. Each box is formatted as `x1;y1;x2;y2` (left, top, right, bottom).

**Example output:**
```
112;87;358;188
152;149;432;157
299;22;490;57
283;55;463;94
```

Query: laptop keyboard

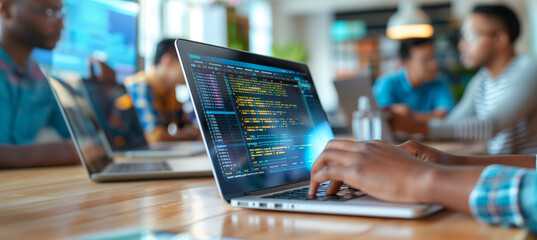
109;162;172;173
261;183;366;201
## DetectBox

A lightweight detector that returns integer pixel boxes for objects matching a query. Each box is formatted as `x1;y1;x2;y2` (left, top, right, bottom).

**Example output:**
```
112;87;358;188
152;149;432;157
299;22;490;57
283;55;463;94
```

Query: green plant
272;41;308;63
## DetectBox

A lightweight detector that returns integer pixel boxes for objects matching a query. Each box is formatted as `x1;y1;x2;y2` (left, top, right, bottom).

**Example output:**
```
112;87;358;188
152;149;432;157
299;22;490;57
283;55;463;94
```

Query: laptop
82;80;205;158
333;76;394;142
174;39;442;218
46;74;213;182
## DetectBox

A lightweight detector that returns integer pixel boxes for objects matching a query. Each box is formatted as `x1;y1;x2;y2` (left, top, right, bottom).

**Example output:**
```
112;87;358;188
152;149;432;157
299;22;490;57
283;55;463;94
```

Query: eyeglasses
460;30;498;43
11;0;66;22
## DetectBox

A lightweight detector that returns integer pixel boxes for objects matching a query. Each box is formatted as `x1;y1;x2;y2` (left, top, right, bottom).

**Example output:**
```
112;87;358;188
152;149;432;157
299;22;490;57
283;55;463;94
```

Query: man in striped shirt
389;5;537;155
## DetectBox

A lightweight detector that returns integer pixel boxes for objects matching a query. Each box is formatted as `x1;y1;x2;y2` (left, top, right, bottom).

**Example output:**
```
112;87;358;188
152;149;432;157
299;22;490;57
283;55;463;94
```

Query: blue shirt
373;69;455;112
0;47;69;144
469;164;537;232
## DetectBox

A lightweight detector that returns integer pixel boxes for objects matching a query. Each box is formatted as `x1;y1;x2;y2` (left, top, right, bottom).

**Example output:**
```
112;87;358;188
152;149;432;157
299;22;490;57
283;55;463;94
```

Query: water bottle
353;96;382;141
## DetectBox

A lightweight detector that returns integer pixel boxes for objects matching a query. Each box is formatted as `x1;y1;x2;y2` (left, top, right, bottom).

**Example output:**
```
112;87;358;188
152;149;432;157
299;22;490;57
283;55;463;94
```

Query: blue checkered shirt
469;164;537;232
125;81;159;133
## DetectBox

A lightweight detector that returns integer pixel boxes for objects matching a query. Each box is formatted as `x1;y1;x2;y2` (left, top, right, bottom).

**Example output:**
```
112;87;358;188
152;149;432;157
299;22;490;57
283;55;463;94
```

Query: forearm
425;78;485;140
456;155;536;168
0;141;79;168
427;118;494;141
423;165;486;214
414;110;447;122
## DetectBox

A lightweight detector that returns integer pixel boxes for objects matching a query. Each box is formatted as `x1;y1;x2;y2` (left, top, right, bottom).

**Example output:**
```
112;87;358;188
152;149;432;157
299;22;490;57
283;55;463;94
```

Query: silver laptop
46;74;213;182
175;39;442;218
82;80;205;158
334;76;394;142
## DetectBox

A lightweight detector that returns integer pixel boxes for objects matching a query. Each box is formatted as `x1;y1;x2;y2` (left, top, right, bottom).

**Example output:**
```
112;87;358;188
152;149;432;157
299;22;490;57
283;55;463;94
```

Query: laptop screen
175;39;334;200
47;75;110;174
83;81;148;151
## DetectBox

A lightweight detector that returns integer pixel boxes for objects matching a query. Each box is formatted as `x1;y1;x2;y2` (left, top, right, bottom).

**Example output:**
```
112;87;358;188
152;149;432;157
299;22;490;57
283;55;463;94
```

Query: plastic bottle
352;96;382;141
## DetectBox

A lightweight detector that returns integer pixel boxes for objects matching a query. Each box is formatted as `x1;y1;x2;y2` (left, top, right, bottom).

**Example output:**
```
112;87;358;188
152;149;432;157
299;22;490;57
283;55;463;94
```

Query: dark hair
399;38;433;60
472;4;520;43
153;39;177;65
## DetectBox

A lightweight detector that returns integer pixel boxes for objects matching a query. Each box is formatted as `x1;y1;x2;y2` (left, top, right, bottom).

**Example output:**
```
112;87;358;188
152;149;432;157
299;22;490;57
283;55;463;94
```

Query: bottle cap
358;96;371;112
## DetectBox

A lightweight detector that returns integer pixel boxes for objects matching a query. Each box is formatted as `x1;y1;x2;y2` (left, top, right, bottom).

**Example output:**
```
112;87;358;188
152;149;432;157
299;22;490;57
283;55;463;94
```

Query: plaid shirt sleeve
125;82;159;133
469;164;537;232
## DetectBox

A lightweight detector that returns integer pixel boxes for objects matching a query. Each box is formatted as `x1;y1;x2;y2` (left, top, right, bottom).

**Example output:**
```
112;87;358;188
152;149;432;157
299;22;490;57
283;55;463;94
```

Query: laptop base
232;195;443;219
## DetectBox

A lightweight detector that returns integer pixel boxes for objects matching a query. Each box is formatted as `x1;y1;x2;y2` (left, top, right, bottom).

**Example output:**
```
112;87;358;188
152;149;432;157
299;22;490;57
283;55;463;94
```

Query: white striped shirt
429;55;537;155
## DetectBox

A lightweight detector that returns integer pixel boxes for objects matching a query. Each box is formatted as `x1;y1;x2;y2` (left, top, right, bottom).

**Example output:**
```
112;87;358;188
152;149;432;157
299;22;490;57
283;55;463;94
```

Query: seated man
125;39;199;143
390;5;537;155
0;0;78;168
373;38;455;123
309;139;537;232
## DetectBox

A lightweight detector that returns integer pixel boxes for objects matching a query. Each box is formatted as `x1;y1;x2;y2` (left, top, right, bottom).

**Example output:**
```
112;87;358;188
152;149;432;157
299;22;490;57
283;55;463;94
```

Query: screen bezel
175;39;333;202
46;75;112;177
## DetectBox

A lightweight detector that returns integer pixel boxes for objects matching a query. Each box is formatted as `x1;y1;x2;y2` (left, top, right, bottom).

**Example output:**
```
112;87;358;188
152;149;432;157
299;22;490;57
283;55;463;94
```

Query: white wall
139;0;228;71
272;1;339;112
272;1;297;46
527;0;537;57
302;13;339;113
202;4;227;47
273;0;448;15
139;0;163;71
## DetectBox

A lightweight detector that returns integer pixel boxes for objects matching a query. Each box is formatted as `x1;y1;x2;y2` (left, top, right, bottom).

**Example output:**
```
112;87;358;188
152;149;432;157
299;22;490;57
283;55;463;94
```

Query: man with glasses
389;5;537;155
0;0;79;168
373;38;455;127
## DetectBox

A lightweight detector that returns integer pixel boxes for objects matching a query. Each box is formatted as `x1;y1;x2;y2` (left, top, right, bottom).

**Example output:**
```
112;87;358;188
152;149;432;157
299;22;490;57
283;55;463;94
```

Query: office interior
3;0;537;239
31;0;537;137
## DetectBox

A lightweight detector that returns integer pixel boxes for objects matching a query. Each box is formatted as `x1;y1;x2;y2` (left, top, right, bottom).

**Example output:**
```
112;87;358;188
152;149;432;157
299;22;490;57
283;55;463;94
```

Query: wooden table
0;142;532;240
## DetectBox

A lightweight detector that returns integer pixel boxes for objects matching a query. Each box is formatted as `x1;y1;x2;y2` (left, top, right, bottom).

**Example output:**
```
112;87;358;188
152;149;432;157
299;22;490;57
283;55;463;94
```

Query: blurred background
30;0;537;128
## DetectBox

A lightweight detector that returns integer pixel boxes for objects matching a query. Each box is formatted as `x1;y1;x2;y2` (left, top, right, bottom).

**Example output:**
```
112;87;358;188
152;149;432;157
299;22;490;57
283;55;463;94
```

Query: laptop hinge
245;181;310;196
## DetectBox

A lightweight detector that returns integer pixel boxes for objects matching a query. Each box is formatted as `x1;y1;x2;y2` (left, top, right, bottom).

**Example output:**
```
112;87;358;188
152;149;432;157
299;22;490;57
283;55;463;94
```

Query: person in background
309;139;537;232
0;0;79;168
390;5;537;155
373;38;455;124
124;39;200;143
